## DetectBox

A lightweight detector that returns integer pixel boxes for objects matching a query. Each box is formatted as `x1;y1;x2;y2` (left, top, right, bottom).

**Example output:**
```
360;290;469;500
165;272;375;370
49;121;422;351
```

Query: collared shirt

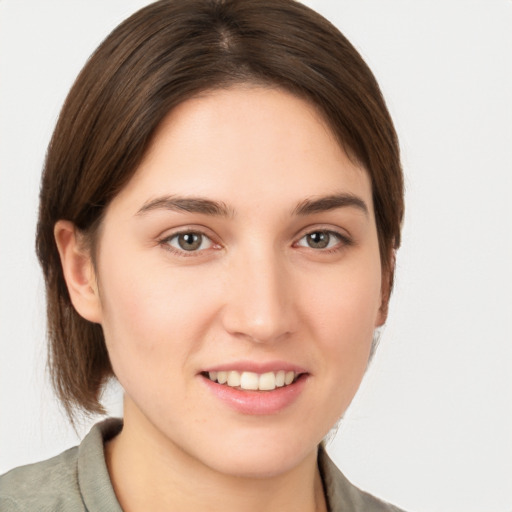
0;418;405;511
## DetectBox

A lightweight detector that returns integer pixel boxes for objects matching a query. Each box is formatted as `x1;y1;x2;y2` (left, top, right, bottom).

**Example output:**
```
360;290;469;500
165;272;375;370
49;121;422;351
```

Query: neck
105;402;327;512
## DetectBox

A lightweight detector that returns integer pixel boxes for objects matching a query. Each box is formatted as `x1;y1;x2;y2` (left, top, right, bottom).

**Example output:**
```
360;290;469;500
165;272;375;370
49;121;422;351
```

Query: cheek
96;251;221;386
310;259;382;338
304;257;382;382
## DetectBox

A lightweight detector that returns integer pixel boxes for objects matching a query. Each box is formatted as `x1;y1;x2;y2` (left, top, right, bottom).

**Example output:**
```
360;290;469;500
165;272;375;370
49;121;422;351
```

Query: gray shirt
0;418;405;511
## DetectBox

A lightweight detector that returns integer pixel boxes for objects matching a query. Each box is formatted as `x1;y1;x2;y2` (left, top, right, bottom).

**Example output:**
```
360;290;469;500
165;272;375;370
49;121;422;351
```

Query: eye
296;230;345;250
164;231;213;252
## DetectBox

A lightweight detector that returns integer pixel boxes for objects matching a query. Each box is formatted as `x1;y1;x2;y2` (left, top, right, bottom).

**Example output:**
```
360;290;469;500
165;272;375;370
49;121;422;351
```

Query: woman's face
93;86;385;477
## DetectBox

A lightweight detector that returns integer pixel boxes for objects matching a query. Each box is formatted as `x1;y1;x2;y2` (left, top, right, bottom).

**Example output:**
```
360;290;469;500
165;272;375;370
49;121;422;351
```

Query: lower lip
201;375;308;415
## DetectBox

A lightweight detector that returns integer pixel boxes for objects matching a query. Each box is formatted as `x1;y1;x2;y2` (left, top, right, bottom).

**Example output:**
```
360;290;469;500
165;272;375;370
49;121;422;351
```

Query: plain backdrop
0;1;511;511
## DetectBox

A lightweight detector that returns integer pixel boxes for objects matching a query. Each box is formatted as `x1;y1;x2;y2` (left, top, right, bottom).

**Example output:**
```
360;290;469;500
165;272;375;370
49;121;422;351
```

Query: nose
220;245;297;344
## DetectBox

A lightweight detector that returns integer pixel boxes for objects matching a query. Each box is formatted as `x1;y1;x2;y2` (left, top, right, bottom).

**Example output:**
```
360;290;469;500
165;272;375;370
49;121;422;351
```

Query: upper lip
200;360;308;374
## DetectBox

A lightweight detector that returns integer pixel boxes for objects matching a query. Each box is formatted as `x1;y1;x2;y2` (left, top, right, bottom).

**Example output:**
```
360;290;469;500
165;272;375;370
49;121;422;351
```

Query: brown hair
36;0;404;418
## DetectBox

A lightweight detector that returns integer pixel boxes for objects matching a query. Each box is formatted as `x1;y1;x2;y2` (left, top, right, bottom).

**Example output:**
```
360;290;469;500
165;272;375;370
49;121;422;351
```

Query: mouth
201;370;303;391
200;366;308;414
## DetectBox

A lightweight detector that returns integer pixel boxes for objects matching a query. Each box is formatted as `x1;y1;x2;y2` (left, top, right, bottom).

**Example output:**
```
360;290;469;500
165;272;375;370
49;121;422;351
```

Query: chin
207;449;311;479
195;428;322;479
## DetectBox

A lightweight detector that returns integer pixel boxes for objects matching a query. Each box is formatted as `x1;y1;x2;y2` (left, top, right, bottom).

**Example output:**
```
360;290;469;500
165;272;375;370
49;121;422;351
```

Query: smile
205;370;299;391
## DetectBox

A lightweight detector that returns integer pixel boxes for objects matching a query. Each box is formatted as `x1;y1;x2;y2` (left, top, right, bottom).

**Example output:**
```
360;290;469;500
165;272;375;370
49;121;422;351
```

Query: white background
0;1;511;511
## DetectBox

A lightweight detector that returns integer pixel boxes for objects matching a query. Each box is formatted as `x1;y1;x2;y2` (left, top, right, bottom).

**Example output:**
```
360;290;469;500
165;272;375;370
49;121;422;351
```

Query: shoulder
0;418;123;512
0;446;83;511
318;446;407;512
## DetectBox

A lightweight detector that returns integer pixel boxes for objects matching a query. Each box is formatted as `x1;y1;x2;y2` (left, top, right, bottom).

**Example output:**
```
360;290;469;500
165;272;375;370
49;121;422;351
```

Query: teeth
258;372;276;391
227;371;241;387
240;372;259;390
206;370;298;391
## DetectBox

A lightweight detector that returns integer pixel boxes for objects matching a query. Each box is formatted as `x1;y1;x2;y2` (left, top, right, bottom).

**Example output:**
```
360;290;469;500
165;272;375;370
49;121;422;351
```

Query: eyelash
158;228;352;257
294;229;353;253
159;230;218;257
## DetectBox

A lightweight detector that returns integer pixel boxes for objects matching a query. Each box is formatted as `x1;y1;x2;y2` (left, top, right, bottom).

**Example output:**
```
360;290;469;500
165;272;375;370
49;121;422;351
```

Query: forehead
109;86;372;216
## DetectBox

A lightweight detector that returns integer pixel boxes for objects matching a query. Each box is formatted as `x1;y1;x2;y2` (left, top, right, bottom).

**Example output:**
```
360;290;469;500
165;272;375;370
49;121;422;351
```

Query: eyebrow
136;196;233;217
136;192;368;218
293;193;369;216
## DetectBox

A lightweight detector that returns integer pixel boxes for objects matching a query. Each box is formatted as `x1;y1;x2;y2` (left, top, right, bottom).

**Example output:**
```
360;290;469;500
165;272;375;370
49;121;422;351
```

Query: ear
375;249;396;327
54;220;102;323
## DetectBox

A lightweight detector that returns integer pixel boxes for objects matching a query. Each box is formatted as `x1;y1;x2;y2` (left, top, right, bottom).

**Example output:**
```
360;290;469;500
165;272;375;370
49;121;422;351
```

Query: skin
56;86;388;512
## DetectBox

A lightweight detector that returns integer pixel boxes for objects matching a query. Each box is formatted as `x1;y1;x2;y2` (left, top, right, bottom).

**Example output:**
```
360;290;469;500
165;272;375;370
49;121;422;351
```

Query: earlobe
376;297;389;328
54;220;102;323
375;249;396;327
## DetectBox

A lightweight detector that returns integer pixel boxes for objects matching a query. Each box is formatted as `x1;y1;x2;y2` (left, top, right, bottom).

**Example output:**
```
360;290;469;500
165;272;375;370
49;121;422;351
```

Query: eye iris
178;233;202;251
307;231;329;249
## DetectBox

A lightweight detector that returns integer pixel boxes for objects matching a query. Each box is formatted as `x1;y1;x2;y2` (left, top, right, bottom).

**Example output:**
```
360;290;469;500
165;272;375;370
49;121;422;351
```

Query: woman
0;0;404;510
